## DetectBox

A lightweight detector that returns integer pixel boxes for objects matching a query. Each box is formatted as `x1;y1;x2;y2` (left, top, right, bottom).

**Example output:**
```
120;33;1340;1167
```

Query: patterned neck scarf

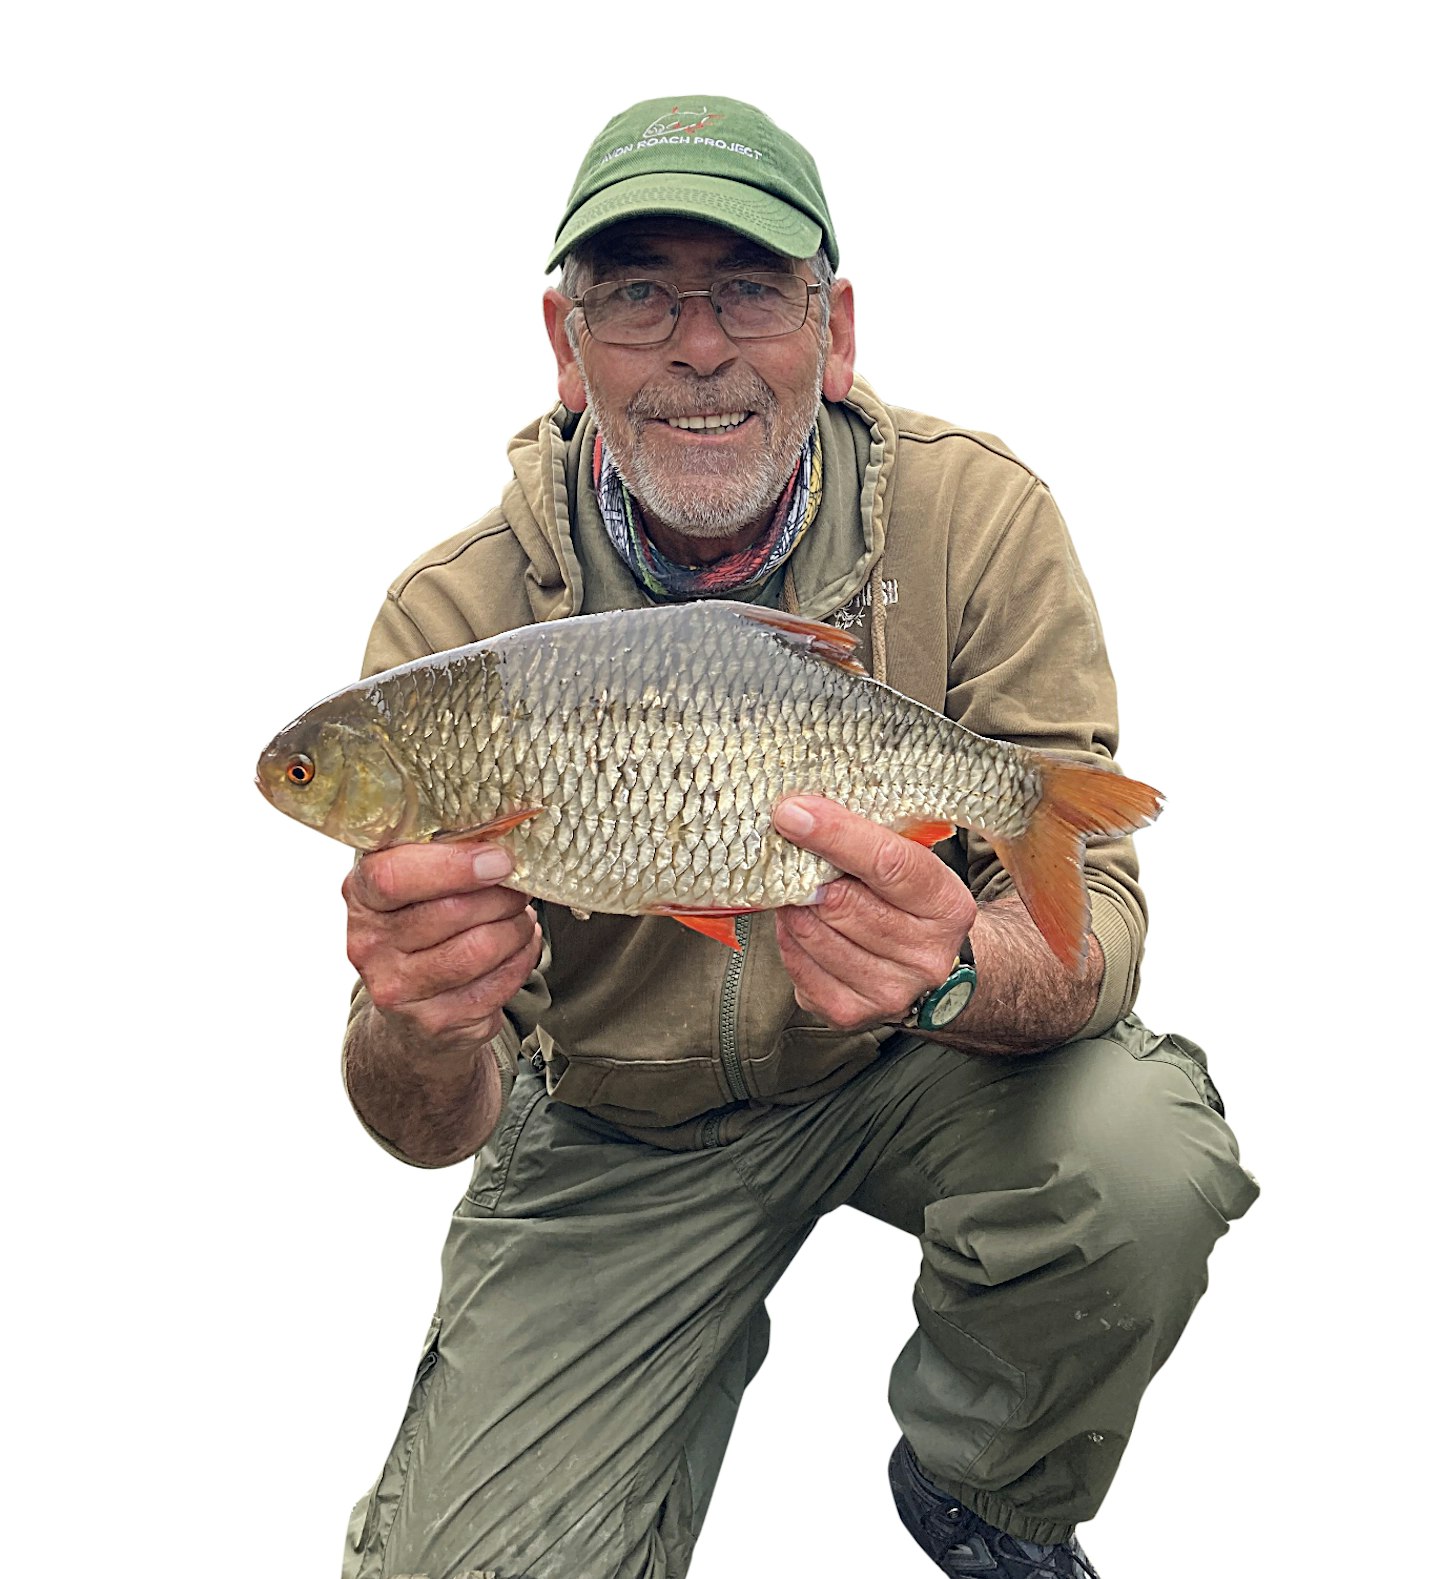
593;425;822;601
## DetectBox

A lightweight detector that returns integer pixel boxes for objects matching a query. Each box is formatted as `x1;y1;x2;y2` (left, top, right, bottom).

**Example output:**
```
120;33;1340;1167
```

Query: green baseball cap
546;96;839;274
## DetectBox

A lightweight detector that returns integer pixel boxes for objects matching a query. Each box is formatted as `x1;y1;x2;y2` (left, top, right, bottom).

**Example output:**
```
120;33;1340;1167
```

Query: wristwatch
903;937;977;1032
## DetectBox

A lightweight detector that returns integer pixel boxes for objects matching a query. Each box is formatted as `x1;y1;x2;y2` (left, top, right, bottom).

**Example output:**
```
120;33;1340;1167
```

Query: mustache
627;377;777;423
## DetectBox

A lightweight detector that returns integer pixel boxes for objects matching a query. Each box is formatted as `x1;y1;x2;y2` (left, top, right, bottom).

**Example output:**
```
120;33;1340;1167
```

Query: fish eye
285;754;316;786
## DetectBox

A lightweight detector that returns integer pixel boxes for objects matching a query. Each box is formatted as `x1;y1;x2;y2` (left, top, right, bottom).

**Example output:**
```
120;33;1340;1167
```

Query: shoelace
991;1528;1102;1578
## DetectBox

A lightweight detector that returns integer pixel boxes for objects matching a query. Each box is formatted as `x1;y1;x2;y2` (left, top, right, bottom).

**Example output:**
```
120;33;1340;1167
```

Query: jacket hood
499;375;900;635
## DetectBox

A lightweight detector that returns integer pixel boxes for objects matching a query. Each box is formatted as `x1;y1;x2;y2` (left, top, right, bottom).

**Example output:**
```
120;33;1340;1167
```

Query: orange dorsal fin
648;904;759;952
991;758;1163;972
431;806;545;844
730;606;868;676
894;816;956;848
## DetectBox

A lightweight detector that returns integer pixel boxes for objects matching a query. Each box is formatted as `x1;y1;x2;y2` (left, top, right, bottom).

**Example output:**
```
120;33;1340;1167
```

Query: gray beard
582;363;824;542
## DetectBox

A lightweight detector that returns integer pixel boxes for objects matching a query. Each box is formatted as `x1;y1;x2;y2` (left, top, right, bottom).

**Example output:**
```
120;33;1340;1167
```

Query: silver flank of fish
354;601;1041;912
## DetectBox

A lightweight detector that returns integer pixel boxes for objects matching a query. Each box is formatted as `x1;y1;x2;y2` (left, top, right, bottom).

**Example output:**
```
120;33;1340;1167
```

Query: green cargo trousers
342;1015;1258;1579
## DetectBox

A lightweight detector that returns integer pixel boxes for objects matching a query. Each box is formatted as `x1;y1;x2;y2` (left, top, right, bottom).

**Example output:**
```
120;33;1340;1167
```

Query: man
338;97;1257;1579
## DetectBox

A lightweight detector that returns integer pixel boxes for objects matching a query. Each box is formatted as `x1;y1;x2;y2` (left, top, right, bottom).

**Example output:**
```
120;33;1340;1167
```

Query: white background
4;4;1433;1574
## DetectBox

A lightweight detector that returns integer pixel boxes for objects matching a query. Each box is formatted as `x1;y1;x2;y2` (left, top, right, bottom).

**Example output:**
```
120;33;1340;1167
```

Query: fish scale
482;609;944;908
257;600;1163;967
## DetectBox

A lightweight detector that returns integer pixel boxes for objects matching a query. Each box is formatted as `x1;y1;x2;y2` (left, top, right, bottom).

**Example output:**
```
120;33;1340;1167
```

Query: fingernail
774;800;815;837
472;846;512;880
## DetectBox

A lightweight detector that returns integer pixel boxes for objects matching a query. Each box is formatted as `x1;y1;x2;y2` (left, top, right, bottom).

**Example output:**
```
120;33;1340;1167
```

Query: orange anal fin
730;605;868;675
432;807;544;844
894;816;956;849
648;905;759;952
671;914;743;951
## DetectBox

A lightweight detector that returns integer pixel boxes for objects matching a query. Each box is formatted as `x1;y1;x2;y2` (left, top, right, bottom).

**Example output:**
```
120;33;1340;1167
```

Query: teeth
665;412;748;430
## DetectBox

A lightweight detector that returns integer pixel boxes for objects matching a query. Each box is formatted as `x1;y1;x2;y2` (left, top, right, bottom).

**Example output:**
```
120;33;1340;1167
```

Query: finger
366;910;539;1010
345;840;515;914
387;921;544;1044
352;885;533;958
792;878;955;971
775;911;907;1029
773;797;972;923
776;907;919;1023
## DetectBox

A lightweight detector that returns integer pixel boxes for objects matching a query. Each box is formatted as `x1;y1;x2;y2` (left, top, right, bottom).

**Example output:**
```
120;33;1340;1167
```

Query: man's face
544;219;855;544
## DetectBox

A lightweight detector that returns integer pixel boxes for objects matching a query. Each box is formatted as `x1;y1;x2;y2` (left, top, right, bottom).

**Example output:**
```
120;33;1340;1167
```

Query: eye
285;754;316;786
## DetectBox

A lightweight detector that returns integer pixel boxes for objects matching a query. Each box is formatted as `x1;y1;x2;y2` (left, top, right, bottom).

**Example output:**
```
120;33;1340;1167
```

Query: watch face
919;967;977;1029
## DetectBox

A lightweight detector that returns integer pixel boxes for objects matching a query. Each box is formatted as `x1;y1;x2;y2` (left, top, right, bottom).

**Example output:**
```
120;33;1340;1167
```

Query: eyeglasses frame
572;273;824;347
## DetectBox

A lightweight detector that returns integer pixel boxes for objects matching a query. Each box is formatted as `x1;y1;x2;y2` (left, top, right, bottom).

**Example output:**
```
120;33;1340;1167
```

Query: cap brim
546;172;823;273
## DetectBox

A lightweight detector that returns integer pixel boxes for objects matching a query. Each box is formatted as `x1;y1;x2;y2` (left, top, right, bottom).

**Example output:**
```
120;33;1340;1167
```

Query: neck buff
593;425;822;601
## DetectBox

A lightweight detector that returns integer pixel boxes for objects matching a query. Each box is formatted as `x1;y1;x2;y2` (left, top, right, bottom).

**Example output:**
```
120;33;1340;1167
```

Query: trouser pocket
345;1314;443;1577
464;1066;548;1213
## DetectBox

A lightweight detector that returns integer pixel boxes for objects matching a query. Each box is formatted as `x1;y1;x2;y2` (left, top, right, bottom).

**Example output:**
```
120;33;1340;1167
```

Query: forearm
928;893;1104;1055
343;997;505;1168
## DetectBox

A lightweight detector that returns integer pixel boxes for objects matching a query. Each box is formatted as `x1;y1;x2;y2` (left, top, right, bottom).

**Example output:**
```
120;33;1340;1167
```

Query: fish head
255;712;417;851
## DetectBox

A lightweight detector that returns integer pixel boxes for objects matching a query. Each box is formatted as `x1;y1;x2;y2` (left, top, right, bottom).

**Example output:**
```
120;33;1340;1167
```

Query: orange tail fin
990;758;1163;972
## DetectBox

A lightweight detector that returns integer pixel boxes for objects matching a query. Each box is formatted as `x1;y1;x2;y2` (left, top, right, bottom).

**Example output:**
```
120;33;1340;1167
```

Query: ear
821;278;856;403
543;287;588;413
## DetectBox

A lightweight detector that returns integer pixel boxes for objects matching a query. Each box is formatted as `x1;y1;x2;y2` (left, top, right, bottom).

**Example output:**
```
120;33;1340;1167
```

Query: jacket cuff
1077;889;1141;1039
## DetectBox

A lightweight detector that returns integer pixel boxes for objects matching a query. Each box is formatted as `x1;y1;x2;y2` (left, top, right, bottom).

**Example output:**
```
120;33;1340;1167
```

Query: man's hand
344;842;542;1051
773;796;1107;1054
772;796;976;1032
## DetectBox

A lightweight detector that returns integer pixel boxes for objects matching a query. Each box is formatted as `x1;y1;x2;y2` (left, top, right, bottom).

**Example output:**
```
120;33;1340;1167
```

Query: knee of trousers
918;1034;1253;1312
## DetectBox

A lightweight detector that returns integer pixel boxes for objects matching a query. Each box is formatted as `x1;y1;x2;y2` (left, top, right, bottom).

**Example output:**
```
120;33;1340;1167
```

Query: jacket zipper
718;913;752;1103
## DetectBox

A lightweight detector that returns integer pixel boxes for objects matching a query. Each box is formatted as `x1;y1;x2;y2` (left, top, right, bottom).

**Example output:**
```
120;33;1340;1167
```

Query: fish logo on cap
642;106;724;138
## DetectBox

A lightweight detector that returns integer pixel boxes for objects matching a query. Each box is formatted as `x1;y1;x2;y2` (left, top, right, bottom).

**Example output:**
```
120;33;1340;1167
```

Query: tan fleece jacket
345;376;1147;1153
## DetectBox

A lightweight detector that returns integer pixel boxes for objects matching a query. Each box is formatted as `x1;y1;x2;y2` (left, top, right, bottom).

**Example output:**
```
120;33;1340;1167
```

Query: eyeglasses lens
582;274;809;345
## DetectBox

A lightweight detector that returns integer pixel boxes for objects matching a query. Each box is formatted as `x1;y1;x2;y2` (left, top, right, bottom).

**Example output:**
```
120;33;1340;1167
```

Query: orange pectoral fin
431;807;545;844
648;905;758;952
894;816;957;849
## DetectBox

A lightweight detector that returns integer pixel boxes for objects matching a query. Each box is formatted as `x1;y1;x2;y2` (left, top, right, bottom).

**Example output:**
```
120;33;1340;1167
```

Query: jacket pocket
1101;1012;1227;1116
544;1049;734;1128
744;1023;884;1102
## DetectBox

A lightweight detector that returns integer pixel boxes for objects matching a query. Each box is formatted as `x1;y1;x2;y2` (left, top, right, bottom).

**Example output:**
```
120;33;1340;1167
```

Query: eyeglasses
575;272;822;346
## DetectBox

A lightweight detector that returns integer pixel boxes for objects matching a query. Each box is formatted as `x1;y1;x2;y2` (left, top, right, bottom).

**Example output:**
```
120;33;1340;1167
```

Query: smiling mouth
662;411;752;431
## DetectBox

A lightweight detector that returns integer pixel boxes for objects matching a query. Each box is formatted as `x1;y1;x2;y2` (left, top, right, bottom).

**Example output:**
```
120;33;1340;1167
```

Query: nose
666;291;738;377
